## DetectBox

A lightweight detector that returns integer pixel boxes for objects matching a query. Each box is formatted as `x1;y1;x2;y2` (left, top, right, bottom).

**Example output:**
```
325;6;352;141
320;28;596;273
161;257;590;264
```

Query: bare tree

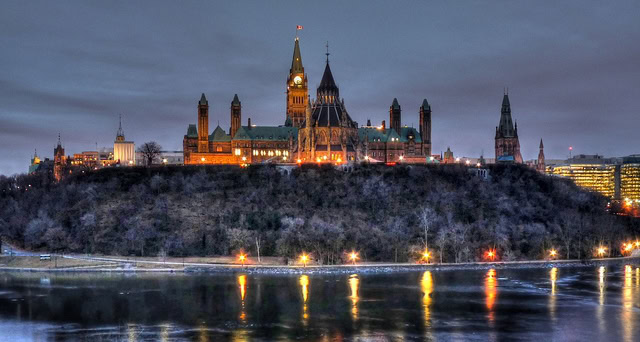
435;228;448;263
138;141;162;166
417;206;437;250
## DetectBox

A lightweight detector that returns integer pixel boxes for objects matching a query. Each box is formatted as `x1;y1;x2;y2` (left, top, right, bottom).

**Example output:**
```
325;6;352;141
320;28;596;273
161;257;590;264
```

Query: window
235;149;241;156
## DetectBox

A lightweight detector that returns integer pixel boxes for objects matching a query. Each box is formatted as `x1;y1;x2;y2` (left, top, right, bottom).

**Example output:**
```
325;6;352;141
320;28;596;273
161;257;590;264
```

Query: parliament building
183;38;432;165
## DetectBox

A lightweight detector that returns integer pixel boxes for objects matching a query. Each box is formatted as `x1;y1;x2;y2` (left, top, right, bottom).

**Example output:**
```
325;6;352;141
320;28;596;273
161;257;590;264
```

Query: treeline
1;164;637;263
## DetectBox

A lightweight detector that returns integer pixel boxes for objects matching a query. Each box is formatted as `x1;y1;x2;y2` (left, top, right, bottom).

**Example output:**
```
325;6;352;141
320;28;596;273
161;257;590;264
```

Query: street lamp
597;246;606;257
300;253;309;267
238;253;247;267
487;249;496;262
549;249;557;259
422;249;430;263
349;251;358;265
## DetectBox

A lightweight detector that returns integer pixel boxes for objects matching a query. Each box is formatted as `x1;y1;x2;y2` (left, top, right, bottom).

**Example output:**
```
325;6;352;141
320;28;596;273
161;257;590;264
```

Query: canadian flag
296;25;303;30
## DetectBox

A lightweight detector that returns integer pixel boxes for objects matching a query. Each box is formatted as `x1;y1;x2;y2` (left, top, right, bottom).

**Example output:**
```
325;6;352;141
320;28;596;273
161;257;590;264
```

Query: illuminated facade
183;37;432;165
495;93;523;163
620;156;640;202
548;163;617;199
113;116;135;165
53;134;66;182
29;149;41;173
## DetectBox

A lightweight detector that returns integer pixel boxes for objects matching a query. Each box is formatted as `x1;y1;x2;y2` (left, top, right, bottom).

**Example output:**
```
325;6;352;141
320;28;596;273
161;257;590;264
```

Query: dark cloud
1;0;639;175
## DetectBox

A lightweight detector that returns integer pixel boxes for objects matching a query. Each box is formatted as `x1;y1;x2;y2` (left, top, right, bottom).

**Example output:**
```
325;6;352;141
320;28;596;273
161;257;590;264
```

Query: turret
231;94;241;138
389;98;401;134
197;93;209;153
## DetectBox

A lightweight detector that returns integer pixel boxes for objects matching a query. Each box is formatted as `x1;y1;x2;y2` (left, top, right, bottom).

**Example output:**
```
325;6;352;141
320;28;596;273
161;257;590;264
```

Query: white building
113;116;135;165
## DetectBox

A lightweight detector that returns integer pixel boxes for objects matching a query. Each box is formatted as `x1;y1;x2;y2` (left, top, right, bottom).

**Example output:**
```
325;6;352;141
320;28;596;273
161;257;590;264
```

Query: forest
1;163;637;264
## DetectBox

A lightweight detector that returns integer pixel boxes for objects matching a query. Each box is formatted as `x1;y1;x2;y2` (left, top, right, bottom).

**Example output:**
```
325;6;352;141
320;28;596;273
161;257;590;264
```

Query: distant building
546;154;640;202
183;37;432;165
494;92;523;163
53;134;66;182
113;116;135;166
443;147;455;163
28;149;41;174
536;139;545;172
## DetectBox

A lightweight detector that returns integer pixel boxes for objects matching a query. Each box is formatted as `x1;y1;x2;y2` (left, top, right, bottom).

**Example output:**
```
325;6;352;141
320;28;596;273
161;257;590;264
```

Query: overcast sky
1;1;639;175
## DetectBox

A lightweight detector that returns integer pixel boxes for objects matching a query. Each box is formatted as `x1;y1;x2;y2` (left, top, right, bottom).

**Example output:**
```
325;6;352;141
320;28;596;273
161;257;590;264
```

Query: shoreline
1;256;639;275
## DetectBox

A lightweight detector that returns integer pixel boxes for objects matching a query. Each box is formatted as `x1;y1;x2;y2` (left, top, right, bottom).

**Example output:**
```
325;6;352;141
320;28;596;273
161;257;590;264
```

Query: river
0;265;638;341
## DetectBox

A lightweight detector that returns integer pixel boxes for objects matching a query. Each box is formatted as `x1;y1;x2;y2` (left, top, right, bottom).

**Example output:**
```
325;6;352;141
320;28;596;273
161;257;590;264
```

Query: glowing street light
465;160;470;165
300;253;309;267
422;249;431;263
486;249;496;262
364;155;369;161
241;156;247;162
348;251;359;265
399;155;404;161
201;157;205;162
162;158;168;164
549;249;557;259
455;157;461;162
283;156;288;161
597;246;607;257
238;253;247;267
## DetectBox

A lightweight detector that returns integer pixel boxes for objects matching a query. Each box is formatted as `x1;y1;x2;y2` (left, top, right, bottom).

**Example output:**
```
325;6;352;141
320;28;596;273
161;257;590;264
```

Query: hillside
1;164;637;263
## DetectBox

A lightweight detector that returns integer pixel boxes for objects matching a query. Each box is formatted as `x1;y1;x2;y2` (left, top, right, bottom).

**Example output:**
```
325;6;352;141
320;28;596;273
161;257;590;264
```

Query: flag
296;25;303;30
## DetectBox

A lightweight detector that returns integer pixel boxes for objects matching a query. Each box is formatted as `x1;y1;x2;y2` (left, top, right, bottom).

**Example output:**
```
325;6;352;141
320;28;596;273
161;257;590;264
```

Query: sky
1;1;639;176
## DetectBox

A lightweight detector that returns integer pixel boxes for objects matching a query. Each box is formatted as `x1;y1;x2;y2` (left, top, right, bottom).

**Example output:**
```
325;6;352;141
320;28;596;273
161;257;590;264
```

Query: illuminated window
235;149;241;156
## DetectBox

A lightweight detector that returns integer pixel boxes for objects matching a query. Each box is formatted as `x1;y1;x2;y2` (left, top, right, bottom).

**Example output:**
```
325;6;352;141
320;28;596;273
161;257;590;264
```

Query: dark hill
1;164;637;263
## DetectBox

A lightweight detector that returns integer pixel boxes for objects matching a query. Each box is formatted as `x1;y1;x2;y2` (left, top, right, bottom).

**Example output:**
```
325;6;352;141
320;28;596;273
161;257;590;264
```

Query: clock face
294;76;302;85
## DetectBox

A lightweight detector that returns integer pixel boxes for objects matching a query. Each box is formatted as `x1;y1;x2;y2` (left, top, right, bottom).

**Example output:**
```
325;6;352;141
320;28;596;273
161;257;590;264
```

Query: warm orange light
422;249;430;263
486;249;496;261
550;249;557;258
297;159;302;163
201;157;205;162
336;158;342;163
348;251;359;265
238;253;247;266
597;246;606;257
300;253;309;267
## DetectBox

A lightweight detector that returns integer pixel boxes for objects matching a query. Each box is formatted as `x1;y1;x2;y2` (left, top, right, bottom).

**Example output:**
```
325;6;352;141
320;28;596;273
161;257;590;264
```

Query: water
0;266;639;341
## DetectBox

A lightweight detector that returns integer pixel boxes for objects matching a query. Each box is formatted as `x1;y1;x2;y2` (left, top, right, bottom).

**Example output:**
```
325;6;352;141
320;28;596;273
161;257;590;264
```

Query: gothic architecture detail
536;139;545;172
495;93;523;163
113;115;135;165
183;36;434;165
53;134;66;181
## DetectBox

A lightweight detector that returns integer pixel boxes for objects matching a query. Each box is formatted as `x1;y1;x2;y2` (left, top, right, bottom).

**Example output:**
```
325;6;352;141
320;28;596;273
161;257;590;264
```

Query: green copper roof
233;126;298;141
186;124;198;138
391;98;400;110
291;38;304;73
398;127;422;143
210;125;231;142
358;127;400;143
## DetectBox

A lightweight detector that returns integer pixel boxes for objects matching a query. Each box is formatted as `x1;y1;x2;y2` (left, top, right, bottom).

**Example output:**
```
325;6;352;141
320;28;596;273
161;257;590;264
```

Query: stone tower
53;133;66;182
389;98;401;134
198;93;209;153
537;139;545;172
494;92;523;163
230;94;241;138
286;37;308;127
419;99;432;156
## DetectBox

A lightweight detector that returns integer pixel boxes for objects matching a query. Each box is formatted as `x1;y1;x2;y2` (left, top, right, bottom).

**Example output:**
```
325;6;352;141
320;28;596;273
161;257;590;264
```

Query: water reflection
421;271;433;328
348;274;359;321
238;274;247;323
299;275;309;325
621;265;634;342
549;267;557;322
597;266;606;334
485;269;497;321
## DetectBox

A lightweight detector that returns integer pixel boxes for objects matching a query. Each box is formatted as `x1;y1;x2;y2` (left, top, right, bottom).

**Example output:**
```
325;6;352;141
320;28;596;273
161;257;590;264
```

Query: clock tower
286;37;308;127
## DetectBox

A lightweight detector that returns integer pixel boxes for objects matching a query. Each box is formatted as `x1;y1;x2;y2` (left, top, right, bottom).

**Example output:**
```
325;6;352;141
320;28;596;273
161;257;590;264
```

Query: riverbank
1;254;639;274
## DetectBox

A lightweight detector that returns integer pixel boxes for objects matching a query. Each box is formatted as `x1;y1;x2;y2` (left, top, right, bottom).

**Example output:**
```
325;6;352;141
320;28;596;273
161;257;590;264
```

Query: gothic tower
230;94;241;138
537;139;545;172
53;133;65;182
198;93;209;153
286;37;308;127
390;98;401;134
494;92;523;163
116;114;125;142
419;99;432;156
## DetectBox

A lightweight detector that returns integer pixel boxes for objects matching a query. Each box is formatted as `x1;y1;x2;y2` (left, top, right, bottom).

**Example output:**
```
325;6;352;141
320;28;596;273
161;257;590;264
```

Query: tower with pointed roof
114;115;135;166
53;134;66;181
231;94;241;138
495;92;523;163
389;98;402;135
286;38;308;128
536;139;545;172
198;93;209;153
419;99;432;156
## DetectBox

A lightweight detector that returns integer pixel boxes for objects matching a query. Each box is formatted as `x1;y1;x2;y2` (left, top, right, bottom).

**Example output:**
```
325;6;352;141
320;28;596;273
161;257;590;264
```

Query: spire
392;98;400;110
291;38;304;73
57;133;61;147
117;114;124;138
318;60;339;98
497;92;515;137
325;41;330;63
199;93;208;105
232;94;241;106
539;139;544;149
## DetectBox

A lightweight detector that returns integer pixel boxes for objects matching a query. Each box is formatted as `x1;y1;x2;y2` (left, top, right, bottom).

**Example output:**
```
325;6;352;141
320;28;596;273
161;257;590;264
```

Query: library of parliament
183;37;432;165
